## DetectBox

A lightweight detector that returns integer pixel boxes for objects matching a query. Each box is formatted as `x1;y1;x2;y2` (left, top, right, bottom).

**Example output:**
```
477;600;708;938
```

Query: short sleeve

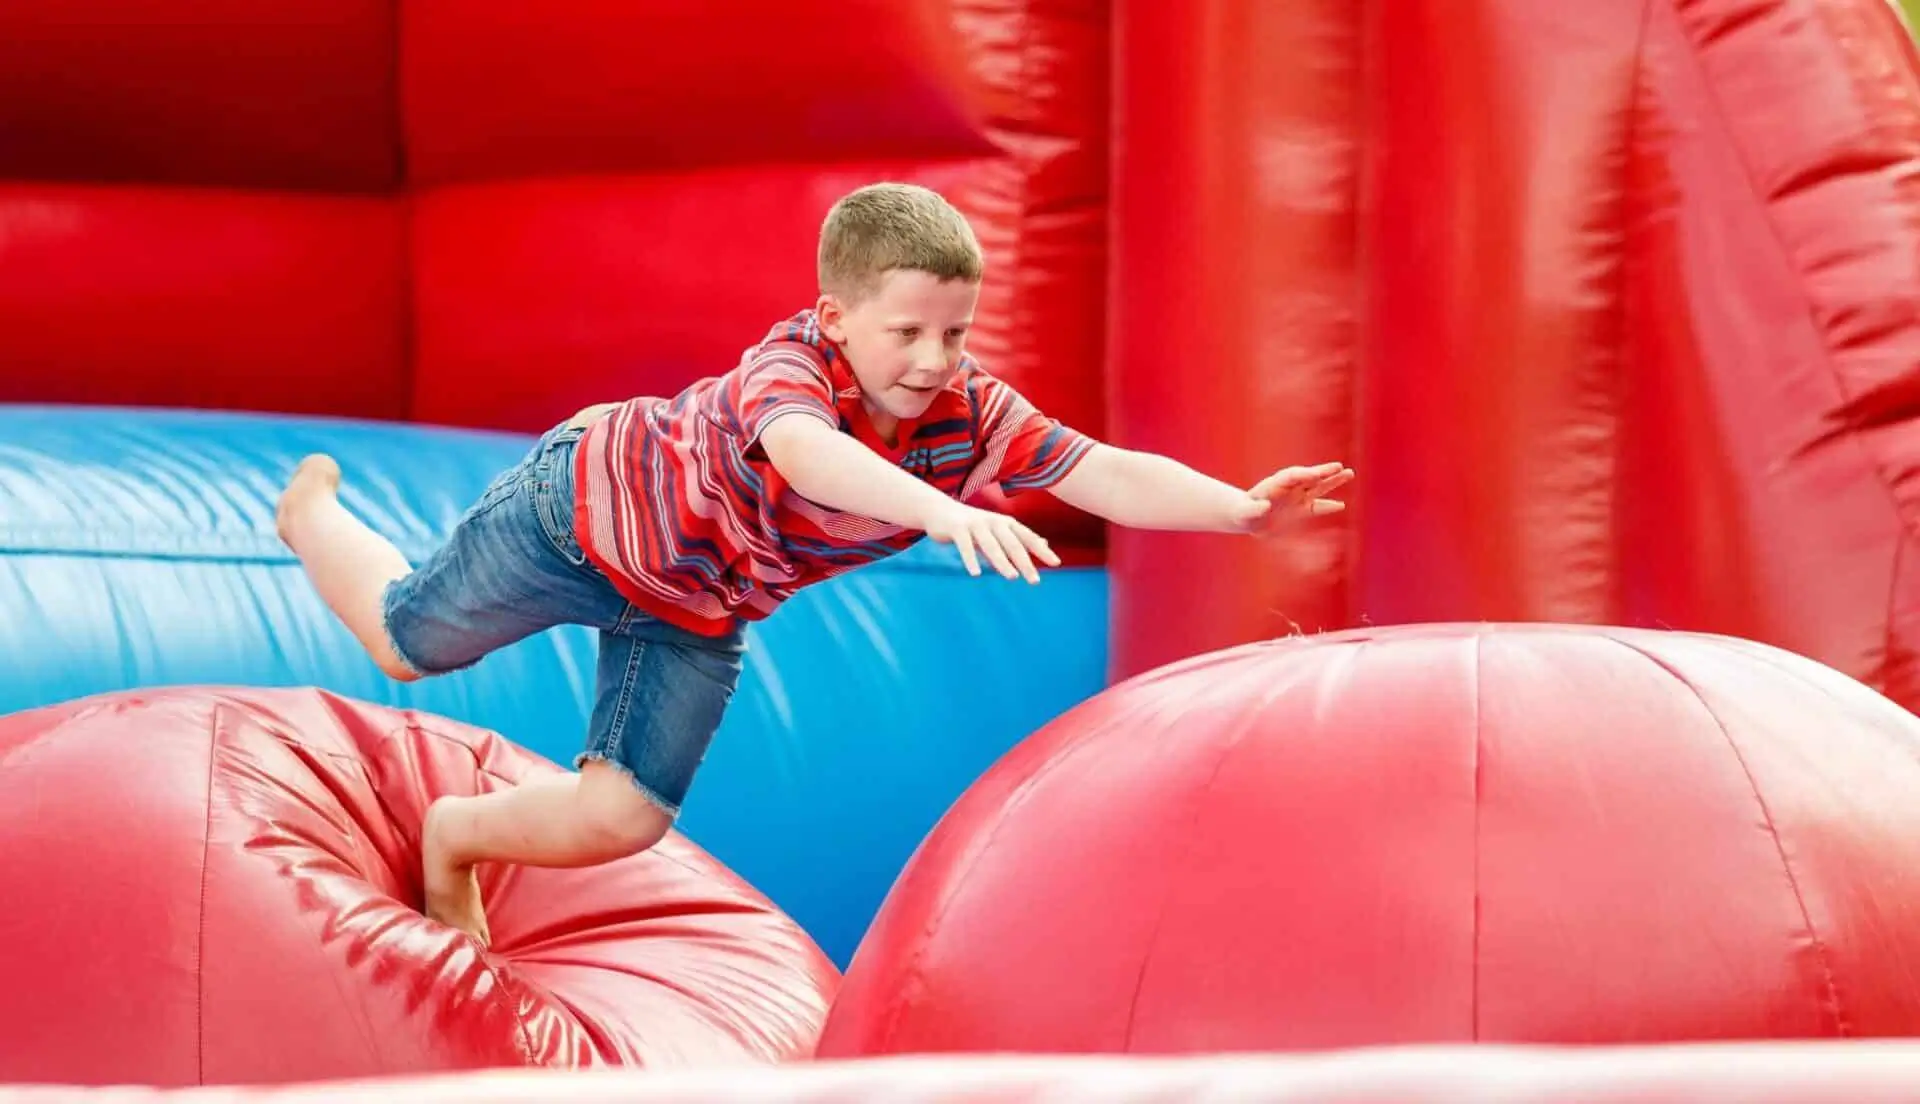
734;341;840;449
965;372;1097;496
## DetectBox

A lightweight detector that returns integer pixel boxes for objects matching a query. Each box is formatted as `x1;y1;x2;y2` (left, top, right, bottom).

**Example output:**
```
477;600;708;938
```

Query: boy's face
817;268;980;425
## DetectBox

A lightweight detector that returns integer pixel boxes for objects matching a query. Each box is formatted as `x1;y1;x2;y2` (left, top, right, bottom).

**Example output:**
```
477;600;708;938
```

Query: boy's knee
577;763;672;858
375;653;423;683
580;800;670;859
364;632;425;682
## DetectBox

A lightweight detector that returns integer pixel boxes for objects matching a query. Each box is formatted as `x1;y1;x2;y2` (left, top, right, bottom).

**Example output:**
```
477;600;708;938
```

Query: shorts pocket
531;430;591;567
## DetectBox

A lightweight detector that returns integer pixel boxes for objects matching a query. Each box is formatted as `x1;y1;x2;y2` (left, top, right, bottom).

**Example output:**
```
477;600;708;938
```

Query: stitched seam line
1609;636;1849;1035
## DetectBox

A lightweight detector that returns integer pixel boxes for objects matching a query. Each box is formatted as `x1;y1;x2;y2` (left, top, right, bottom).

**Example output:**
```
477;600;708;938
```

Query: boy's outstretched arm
758;411;1060;582
1049;443;1354;534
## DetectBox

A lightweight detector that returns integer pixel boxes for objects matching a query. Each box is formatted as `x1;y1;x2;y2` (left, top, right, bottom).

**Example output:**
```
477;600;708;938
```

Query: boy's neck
863;402;901;448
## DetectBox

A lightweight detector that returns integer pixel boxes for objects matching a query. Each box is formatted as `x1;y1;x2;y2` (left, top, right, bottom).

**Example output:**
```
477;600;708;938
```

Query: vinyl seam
1609;636;1850;1035
195;704;222;1084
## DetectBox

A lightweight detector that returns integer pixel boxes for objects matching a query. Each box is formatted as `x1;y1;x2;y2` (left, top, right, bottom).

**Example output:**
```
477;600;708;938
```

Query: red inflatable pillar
1353;0;1648;629
1106;0;1362;680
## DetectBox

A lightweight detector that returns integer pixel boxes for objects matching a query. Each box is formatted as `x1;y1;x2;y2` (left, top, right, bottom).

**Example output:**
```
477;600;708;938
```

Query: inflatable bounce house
10;0;1920;1100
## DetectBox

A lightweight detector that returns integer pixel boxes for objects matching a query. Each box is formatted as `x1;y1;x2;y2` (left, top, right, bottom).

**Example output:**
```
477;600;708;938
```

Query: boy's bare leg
275;455;419;681
421;762;672;946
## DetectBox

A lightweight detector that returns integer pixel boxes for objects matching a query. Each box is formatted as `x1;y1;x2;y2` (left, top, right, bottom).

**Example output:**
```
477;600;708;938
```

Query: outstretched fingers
950;529;983;577
975;516;1055;583
1249;462;1349;501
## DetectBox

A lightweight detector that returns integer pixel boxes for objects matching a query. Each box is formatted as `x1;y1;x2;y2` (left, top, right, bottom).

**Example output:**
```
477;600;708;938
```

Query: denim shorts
379;421;747;817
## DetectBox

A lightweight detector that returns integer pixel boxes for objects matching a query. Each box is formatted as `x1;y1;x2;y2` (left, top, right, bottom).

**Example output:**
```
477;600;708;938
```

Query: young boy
275;182;1354;947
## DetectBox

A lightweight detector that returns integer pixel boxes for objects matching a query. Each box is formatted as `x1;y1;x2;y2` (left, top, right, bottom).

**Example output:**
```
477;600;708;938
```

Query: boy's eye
896;328;920;340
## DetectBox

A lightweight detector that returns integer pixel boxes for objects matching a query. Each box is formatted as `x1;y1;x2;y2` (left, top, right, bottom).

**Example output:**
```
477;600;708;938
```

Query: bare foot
276;454;342;547
422;798;492;948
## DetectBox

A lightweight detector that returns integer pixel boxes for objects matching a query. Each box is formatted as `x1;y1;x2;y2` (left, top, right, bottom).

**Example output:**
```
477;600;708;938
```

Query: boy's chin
873;390;935;419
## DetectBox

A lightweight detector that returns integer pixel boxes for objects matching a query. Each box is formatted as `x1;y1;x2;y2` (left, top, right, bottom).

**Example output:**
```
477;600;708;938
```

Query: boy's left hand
1227;462;1355;534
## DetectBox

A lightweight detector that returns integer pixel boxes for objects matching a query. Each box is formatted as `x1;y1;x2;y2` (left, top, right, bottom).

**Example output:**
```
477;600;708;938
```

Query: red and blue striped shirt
572;310;1094;636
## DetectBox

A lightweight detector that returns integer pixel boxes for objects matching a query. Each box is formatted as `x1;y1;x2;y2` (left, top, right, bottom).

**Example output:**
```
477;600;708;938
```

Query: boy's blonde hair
818;183;983;303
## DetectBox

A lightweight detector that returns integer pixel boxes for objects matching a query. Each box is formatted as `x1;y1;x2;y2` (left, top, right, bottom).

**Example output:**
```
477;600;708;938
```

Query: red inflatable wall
0;0;1109;547
1108;0;1920;707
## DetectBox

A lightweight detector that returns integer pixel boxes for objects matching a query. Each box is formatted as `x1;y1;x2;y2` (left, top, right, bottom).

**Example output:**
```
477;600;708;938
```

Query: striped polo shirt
572;310;1094;637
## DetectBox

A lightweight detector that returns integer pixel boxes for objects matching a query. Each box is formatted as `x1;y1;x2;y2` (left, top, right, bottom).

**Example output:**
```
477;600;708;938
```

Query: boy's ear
814;293;847;343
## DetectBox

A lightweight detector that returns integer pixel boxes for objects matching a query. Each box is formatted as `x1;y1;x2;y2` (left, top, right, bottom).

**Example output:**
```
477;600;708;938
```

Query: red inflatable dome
0;688;837;1087
821;623;1920;1056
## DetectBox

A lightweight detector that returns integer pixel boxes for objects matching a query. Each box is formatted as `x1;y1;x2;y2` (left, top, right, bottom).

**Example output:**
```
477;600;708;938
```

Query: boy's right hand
921;500;1060;584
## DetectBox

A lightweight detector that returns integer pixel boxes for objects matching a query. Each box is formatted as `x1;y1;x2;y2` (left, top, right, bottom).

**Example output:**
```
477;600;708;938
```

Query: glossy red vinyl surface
0;687;836;1087
0;0;399;192
1106;0;1362;674
1105;0;1920;697
0;185;408;419
1348;0;1647;630
1615;0;1920;709
820;624;1920;1055
400;0;993;185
